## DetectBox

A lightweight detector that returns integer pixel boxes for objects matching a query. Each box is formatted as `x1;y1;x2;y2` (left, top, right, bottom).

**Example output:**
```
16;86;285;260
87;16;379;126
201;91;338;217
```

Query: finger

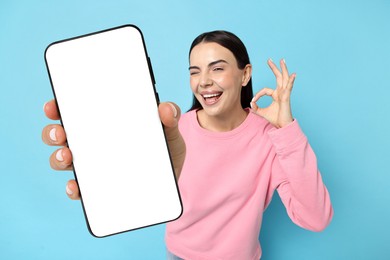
42;124;67;146
280;59;290;87
44;99;60;120
287;73;297;90
66;180;81;200
250;99;259;111
267;59;282;86
251;87;274;103
49;147;73;171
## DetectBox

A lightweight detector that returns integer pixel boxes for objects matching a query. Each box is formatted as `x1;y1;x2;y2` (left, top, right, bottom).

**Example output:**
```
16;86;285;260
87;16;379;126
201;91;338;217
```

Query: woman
42;30;333;260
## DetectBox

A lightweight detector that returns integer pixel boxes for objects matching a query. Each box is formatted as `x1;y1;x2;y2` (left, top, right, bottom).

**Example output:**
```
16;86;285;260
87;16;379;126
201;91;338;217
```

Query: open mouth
201;92;222;105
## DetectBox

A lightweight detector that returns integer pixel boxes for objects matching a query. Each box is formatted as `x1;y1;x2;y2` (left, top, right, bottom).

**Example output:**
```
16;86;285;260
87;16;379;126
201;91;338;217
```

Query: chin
201;104;225;117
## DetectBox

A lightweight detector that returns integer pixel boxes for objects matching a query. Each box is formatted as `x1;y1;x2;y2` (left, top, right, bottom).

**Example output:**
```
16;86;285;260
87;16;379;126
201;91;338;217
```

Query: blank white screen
45;25;182;237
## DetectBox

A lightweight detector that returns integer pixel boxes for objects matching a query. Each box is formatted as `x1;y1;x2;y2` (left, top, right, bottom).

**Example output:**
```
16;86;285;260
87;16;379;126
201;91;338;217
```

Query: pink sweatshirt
165;109;333;260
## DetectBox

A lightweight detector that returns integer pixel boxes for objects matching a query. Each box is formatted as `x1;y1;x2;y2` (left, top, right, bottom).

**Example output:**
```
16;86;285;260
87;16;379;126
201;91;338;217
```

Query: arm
252;59;333;231
269;120;333;231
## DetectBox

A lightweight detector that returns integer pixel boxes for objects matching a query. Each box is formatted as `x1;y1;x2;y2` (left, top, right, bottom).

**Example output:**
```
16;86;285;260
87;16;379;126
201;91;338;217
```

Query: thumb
158;102;185;179
158;102;180;128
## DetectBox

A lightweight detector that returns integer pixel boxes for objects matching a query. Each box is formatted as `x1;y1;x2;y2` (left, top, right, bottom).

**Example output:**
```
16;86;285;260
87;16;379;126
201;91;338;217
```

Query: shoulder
179;109;194;123
179;109;195;126
178;109;196;134
246;110;275;134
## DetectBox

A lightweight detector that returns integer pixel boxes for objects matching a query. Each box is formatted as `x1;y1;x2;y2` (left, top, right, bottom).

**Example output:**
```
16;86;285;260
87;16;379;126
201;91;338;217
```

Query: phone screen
45;25;182;237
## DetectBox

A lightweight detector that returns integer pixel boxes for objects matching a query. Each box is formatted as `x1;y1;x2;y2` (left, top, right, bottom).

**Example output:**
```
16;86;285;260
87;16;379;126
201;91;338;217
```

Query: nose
199;71;213;88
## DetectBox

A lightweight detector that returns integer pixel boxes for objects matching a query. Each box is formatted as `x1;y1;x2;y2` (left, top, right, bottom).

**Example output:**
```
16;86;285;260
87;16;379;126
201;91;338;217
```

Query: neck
197;107;248;132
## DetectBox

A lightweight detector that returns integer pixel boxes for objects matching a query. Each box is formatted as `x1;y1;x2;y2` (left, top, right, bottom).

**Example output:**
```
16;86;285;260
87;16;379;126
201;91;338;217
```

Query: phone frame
44;24;183;237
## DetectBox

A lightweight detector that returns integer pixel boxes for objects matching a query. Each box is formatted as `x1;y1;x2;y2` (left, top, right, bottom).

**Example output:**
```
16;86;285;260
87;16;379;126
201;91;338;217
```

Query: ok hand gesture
251;59;296;128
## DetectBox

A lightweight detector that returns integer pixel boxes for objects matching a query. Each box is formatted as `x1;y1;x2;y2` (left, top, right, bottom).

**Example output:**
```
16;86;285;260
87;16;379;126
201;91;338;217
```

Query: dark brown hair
188;30;253;111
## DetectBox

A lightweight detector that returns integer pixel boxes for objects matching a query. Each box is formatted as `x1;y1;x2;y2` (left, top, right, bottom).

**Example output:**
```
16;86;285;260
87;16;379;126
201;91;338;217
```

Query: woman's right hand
42;99;186;200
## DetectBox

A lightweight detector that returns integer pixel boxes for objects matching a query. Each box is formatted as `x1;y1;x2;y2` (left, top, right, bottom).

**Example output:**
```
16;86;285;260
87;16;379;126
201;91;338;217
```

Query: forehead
189;42;237;66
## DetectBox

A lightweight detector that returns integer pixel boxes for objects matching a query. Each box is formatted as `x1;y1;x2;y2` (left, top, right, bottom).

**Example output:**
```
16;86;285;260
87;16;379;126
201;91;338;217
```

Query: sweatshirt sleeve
268;120;333;232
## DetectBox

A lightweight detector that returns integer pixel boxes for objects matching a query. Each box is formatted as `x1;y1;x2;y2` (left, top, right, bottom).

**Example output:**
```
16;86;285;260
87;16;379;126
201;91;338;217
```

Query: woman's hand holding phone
42;99;185;200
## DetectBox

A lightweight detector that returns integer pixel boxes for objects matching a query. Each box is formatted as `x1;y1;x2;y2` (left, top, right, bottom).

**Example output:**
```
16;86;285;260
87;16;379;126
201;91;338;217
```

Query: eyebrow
188;59;228;70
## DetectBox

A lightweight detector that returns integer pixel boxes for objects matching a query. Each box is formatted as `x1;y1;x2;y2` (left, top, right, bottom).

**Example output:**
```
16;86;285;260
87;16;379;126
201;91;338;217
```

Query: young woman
42;30;333;260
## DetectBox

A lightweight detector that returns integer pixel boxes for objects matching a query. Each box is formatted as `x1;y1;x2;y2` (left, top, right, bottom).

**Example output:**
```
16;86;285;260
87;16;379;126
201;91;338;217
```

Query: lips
201;92;222;105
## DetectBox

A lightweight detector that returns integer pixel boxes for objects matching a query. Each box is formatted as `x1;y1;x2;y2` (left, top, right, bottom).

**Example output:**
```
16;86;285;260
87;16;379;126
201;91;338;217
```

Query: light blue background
1;0;389;259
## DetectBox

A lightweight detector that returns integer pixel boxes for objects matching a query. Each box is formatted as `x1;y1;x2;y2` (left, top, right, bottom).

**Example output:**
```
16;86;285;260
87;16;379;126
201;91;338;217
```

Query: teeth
203;93;221;98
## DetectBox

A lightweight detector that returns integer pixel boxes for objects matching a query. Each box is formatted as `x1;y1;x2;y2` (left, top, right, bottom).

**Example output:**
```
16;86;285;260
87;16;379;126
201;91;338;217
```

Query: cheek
212;74;228;88
215;74;240;91
190;77;198;93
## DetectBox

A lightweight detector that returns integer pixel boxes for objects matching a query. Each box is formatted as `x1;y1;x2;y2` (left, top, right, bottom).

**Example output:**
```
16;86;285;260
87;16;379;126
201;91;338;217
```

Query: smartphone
45;24;182;237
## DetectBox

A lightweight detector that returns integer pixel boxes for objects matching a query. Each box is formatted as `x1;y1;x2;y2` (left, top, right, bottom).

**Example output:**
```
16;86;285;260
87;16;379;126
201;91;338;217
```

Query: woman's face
189;42;251;118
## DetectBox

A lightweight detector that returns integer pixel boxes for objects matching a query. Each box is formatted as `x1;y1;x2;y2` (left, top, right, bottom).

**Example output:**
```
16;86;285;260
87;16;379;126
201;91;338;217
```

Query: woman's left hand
251;59;296;128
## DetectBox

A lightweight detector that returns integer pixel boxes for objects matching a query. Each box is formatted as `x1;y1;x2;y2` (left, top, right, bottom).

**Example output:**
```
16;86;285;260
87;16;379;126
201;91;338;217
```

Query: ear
241;64;252;87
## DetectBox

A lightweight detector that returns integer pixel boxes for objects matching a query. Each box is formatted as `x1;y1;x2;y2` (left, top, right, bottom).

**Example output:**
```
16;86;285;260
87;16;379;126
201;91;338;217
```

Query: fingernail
43;101;48;111
283;58;286;64
49;128;57;142
168;103;178;118
66;184;73;196
268;58;273;63
56;149;64;162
